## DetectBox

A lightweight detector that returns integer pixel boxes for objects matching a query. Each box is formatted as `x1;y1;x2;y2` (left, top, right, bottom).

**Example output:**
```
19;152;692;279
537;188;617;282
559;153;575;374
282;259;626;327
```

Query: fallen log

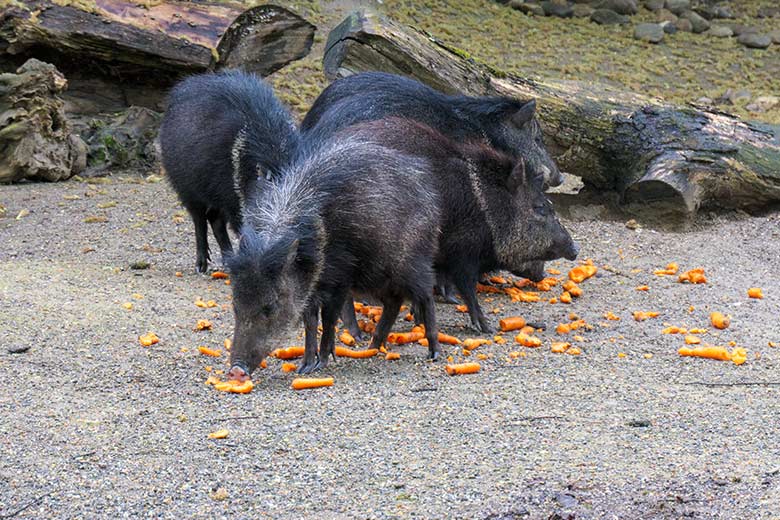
323;11;780;215
0;1;315;112
0;58;86;183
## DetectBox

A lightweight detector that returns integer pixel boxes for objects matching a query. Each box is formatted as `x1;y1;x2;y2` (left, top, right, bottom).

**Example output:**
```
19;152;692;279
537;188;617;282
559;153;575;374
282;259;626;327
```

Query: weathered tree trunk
0;1;315;113
324;11;780;215
0;58;86;183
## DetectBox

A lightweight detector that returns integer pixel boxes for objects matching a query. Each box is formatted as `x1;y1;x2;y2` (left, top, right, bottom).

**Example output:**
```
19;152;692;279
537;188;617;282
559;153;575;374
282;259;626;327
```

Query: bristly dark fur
159;69;298;272
228;135;443;375
301;71;562;188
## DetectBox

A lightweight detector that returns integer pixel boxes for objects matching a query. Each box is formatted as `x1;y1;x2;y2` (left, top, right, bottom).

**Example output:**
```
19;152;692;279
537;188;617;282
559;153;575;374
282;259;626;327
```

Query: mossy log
0;1;315;112
0;58;86;183
324;11;780;215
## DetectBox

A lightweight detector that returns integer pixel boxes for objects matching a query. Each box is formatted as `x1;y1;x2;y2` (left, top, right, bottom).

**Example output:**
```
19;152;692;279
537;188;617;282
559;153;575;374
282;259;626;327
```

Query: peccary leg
454;272;493;333
340;298;367;342
298;304;321;375
206;208;234;262
416;294;440;360
315;298;344;371
369;296;403;350
191;208;210;273
435;273;460;305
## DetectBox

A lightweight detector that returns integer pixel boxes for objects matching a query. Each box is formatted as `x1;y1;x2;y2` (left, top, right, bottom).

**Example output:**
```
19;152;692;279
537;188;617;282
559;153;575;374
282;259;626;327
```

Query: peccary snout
227;364;250;382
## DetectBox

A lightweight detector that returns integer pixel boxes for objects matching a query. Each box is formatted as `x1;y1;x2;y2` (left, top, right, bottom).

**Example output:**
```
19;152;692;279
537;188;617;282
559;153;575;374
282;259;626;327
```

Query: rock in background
0;59;86;183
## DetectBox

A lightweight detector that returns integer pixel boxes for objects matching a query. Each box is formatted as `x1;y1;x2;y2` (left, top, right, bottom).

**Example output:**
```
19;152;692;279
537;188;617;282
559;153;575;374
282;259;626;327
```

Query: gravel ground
1;177;779;519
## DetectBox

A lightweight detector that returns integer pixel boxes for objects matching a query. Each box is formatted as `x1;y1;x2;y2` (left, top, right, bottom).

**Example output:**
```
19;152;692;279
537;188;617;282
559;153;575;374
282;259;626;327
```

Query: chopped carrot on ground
385;352;401;361
476;283;501;294
438;332;461;345
499;316;526;332
213;379;254;394
556;323;571;334
489;275;507;285
688;328;707;334
463;338;491;350
515;333;542;348
387;331;425;344
678;268;707;284
653;262;679;276
198;346;221;357
617;352;626;358
455;304;468;313
194;319;212;331
635;285;649;291
493;335;507;344
731;348;748;365
633;311;660;322
685;335;701;345
404;313;414;322
519;325;535;335
604;312;620;321
560;291;572;304
224;338;232;350
211;271;229;279
678;346;732;362
445;362;481;375
281;363;297;372
272;346;305;359
748;287;764;299
568;265;597;283
476;353;489;360
358;320;376;334
139;332;159;347
291;377;334;390
547;268;561;275
205;376;221;385
566;347;582;355
551;342;570;354
661;326;686;334
339;331;356;347
535;277;559;292
208;429;229;439
335;346;379;358
568;285;583;297
195;298;208;308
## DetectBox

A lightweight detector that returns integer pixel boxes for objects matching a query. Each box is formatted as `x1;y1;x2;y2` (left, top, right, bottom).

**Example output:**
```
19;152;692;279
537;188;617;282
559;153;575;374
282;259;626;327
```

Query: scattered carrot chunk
339;331;356;347
476;353;489;360
445;362;481;375
643;353;653;359
463;338;490;350
139;332;159;347
662;326;687;334
604;311;620;321
335;346;379;358
175;271;183;277
635;285;649;291
418;338;429;347
223;338;232;350
568;285;583;297
769;342;778;348
515;333;542;348
559;291;572;304
499;316;526;332
205;375;221;385
357;319;376;334
211;271;229;279
493;335;507;345
122;302;133;310
566;347;582;356
748;287;763;299
678;346;732;362
519;325;535;335
684;335;701;345
633;311;660;322
455;304;468;313
272;346;305;359
387;331;425;345
731;348;747;366
213;379;254;394
385;352;401;361
476;283;501;294
281;362;297;372
556;323;571;334
678;268;707;284
489;275;507;285
688;328;707;334
568;265;597;283
208;429;229;439
653;262;679;276
617;352;626;358
535;277;559;292
291;377;334;390
194;319;212;331
438;332;461;345
551;342;570;354
198;346;222;357
547;268;561;275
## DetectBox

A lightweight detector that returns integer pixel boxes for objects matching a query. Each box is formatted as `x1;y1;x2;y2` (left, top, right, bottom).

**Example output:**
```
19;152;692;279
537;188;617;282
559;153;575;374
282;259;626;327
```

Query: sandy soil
1;176;778;519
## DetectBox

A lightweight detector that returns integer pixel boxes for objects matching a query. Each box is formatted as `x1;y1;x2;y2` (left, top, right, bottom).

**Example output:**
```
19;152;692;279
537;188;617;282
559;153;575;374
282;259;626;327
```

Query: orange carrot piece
198;346;222;357
556;323;571;334
489;275;507;285
635;285;649;291
604;311;620;321
438;332;461;345
748;287;763;299
731;347;747;365
139;332;159;347
339;331;356;347
418;338;429;347
476;283;501;294
273;346;305;359
551;342;570;353
678;346;731;361
194;319;212;331
499;316;526;332
205;375;221;385
445;362;481;375
684;335;701;345
281;362;297;372
335;346;379;358
633;311;660;321
547;268;561;275
455;304;468;313
566;347;582;355
387;331;425;345
559;291;572;304
462;338;490;350
291;377;334;390
514;333;542;348
661;326;686;334
208;429;229;439
385;352;401;361
568;265;597;283
653;262;679;276
213;379;254;393
211;271;229;279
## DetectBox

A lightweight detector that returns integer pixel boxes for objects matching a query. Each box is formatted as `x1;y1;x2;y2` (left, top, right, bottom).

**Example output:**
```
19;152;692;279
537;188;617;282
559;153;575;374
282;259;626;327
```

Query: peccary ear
509;99;537;128
506;158;526;194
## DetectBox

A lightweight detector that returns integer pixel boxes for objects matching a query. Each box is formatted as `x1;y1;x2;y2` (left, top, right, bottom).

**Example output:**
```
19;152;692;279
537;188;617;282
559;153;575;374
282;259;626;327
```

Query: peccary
301;71;563;189
226;136;442;380
329;117;578;333
159;70;299;272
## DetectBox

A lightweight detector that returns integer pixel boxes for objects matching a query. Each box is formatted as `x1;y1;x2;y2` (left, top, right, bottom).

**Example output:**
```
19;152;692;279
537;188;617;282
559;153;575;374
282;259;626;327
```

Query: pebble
745;96;779;114
541;0;574;18
510;1;545;16
680;10;710;33
591;8;630;24
655;8;677;23
757;6;780;19
8;345;31;354
643;0;664;11
572;4;594;17
707;25;733;38
664;0;690;16
768;30;780;44
634;23;665;43
675;18;692;32
595;0;638;15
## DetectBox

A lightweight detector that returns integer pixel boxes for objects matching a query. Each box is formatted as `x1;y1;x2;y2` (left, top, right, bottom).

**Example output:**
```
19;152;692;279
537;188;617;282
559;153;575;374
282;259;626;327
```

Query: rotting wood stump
324;10;780;216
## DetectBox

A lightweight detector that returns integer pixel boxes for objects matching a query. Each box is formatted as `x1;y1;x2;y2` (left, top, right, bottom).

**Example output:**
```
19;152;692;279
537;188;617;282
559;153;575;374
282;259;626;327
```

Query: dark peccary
159;70;299;273
336;117;577;333
226;136;442;380
301;71;564;189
